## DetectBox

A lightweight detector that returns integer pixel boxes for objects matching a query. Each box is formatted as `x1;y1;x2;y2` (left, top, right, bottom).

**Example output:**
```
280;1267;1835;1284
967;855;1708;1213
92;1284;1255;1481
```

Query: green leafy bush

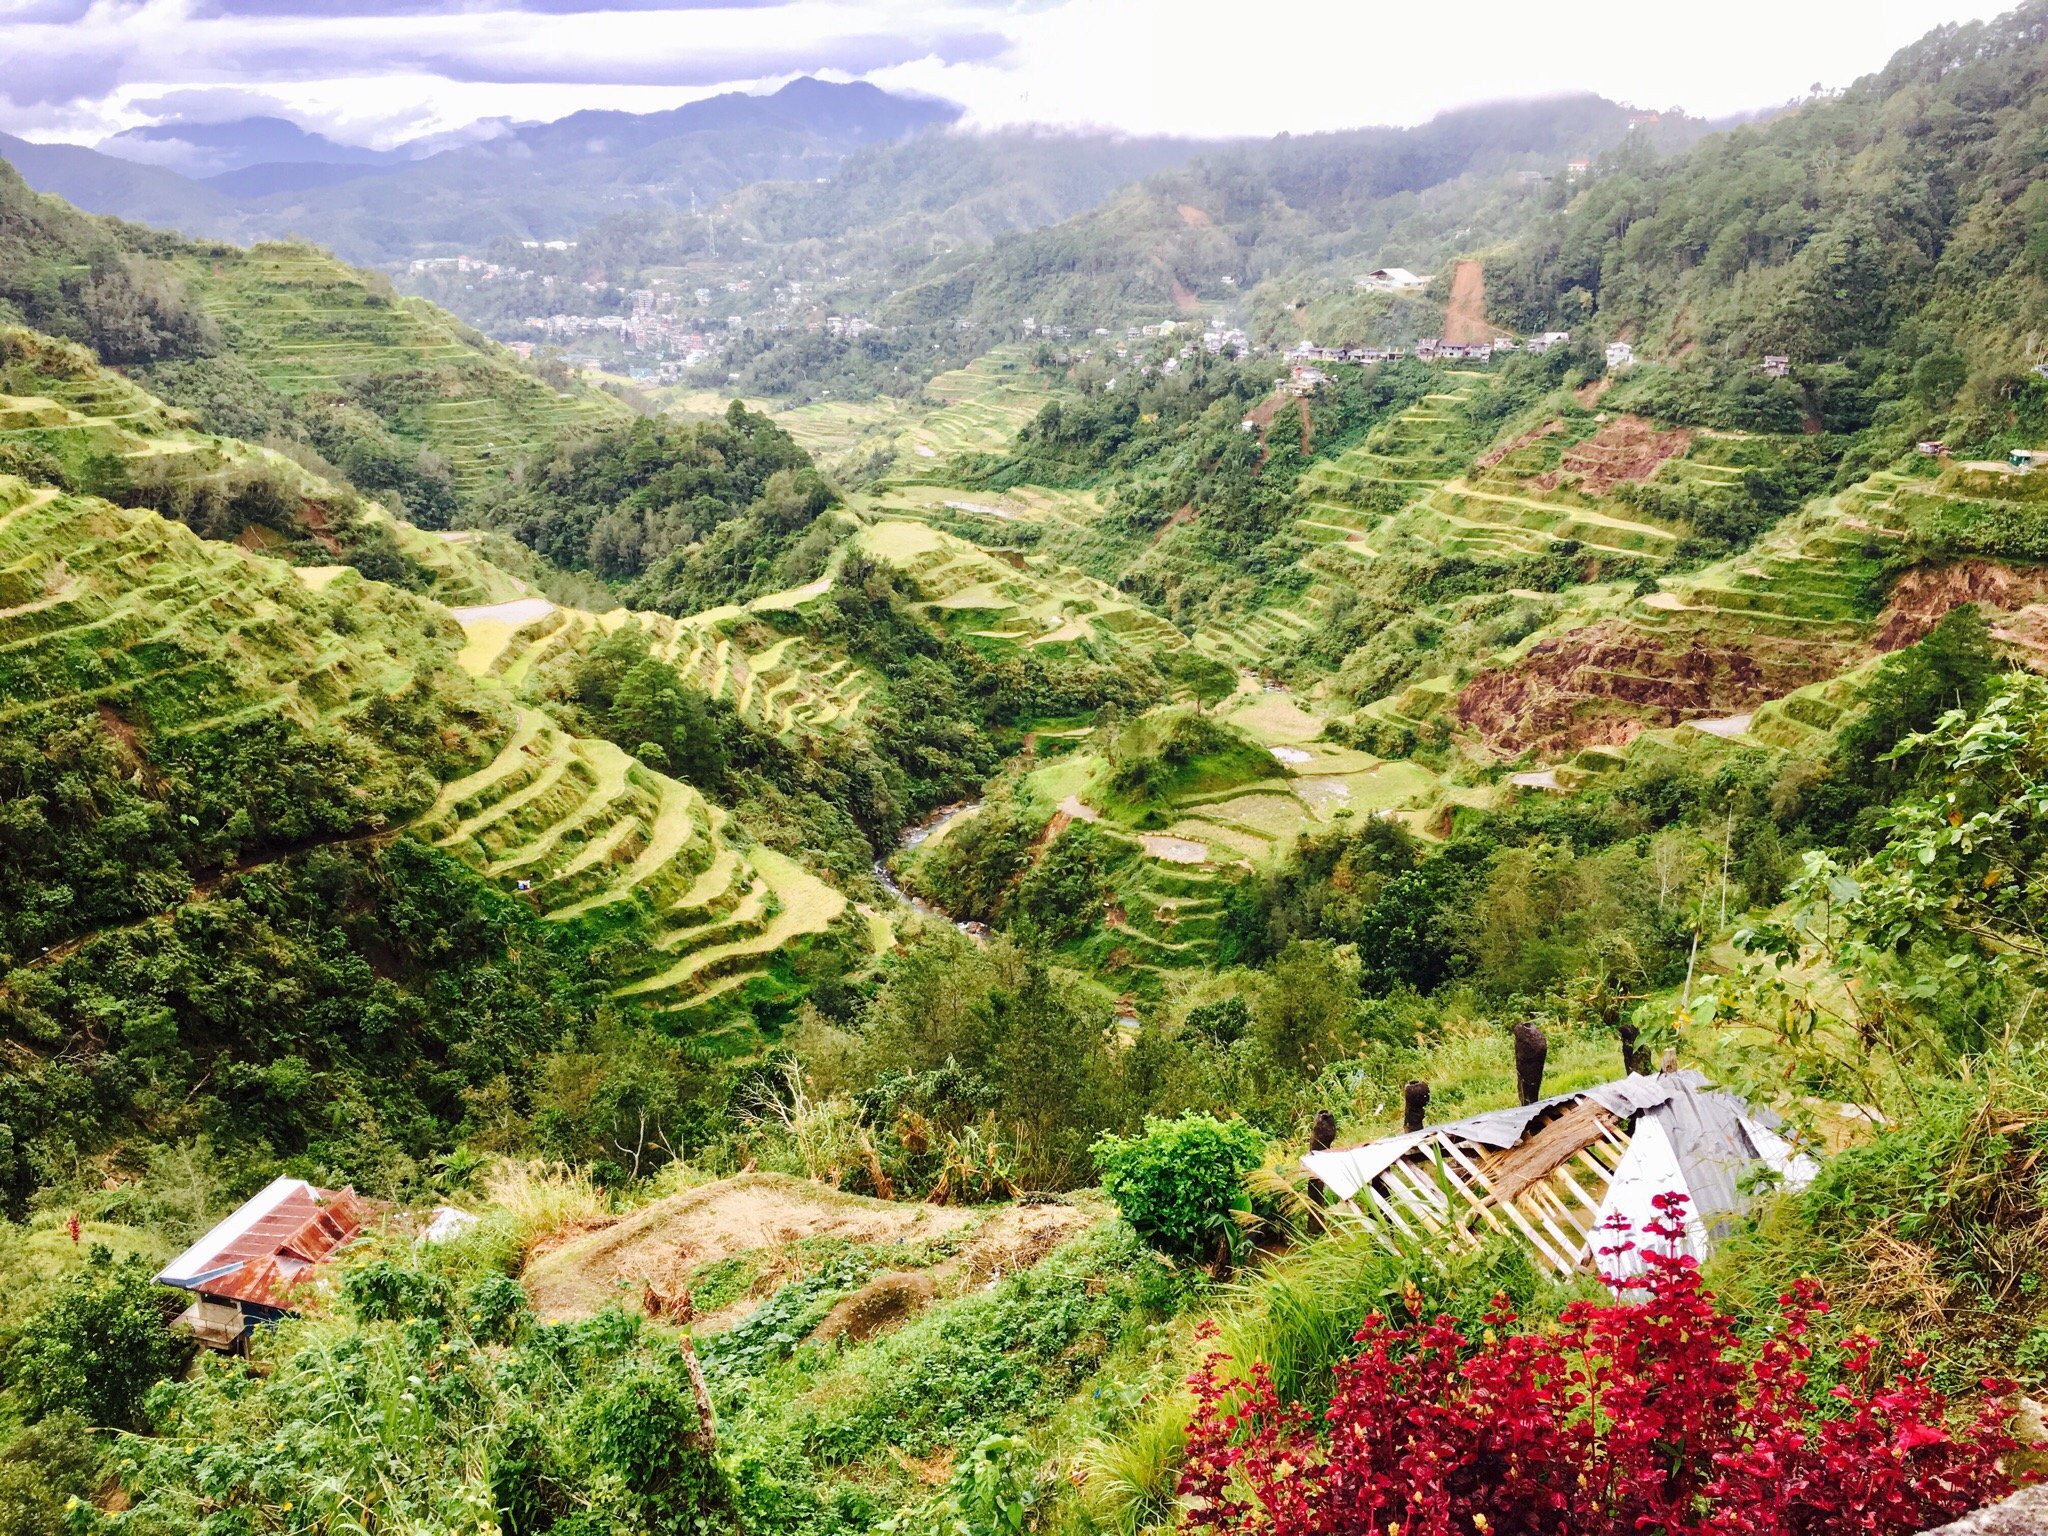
1090;1113;1267;1262
3;1248;191;1429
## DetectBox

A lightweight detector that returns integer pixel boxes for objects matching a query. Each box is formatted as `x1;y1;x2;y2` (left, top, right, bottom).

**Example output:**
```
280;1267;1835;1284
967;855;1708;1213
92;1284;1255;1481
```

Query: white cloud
0;0;2009;147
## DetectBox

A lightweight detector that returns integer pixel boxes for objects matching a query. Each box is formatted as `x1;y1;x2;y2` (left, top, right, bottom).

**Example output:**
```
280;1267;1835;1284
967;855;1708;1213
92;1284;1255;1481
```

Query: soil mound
814;1271;937;1343
521;1172;1099;1323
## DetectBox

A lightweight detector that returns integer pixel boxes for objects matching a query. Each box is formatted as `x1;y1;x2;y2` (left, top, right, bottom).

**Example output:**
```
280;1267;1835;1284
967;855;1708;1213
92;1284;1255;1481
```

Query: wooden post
1403;1080;1431;1133
1305;1109;1337;1206
674;1289;718;1457
1514;1022;1548;1105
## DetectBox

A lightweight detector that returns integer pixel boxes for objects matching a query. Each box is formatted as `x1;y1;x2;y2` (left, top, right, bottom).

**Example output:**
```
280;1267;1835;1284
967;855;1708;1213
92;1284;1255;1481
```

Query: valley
2;10;2048;1535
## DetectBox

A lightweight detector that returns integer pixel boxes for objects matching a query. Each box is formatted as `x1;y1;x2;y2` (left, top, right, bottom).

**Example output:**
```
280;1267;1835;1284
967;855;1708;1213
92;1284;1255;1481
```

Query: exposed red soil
1992;604;2048;668
299;500;345;556
1874;562;2048;651
96;702;143;761
1176;202;1213;228
1477;417;1565;471
1454;620;1844;755
1246;392;1290;430
1443;259;1491;345
1575;377;1613;406
1456;561;2048;757
1241;394;1311;452
1150;502;1196;545
1533;416;1693;497
1169;276;1201;315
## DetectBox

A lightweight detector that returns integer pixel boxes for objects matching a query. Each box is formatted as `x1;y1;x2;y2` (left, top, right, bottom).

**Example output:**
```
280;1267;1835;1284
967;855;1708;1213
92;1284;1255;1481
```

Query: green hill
1485;5;2048;444
0;158;628;522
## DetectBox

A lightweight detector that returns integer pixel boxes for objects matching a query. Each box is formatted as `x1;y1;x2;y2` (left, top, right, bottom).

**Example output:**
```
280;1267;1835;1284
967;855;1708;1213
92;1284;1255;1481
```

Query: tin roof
155;1176;373;1311
1302;1070;1817;1278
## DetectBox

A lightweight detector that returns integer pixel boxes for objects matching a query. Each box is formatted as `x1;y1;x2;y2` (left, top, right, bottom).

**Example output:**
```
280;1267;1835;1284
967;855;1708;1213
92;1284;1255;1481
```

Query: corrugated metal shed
157;1176;373;1313
1302;1070;1815;1279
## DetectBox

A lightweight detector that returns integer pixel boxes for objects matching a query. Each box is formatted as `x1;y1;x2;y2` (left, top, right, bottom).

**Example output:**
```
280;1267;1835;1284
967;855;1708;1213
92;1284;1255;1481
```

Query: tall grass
481;1158;615;1259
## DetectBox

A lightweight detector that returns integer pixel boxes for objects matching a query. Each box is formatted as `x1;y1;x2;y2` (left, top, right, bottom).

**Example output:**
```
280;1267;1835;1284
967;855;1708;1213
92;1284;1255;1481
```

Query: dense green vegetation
0;160;625;523
9;11;2048;1534
473;403;833;601
1487;5;2048;445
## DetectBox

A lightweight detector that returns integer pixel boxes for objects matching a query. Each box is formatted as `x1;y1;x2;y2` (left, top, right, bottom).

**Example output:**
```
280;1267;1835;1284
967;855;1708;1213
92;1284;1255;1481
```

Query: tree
6;1249;193;1429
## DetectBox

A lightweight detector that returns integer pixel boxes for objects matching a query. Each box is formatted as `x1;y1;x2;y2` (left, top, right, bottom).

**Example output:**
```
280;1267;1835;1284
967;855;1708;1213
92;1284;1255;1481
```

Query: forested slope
1487;5;2048;442
0;159;627;524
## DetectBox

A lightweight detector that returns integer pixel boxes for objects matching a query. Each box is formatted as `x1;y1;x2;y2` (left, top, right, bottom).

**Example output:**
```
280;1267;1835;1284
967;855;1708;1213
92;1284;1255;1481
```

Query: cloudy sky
0;0;2008;149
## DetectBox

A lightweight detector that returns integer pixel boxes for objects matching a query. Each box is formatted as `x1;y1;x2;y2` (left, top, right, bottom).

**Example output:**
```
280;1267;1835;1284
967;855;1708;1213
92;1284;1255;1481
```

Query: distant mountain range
0;79;967;262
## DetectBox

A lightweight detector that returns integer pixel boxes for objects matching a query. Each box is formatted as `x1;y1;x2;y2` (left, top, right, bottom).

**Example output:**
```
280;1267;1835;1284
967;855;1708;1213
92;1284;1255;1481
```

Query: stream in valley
873;799;987;936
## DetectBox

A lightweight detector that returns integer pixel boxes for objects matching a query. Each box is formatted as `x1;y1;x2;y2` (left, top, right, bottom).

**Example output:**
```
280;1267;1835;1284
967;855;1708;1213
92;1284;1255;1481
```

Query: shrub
4;1248;192;1430
578;1360;734;1532
1091;1114;1267;1263
1178;1198;2034;1536
465;1272;533;1344
342;1258;453;1323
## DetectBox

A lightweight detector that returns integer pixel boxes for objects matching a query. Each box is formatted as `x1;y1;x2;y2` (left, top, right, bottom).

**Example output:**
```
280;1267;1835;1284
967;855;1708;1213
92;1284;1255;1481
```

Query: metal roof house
155;1177;374;1349
1302;1070;1815;1280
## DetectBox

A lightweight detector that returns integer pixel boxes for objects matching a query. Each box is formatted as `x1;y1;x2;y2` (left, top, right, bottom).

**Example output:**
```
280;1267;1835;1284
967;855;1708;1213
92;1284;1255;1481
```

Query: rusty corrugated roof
156;1176;374;1312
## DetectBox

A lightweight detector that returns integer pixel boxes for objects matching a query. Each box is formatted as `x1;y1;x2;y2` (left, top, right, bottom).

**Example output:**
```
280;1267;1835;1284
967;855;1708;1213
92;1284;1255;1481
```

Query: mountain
1482;5;2048;442
0;130;237;236
880;95;1709;334
99;115;403;178
505;75;959;159
0;154;628;522
0;79;970;264
8;9;2048;1536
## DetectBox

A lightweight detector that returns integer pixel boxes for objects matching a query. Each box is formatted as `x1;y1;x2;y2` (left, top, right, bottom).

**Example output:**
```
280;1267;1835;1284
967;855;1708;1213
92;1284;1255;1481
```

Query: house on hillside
1357;267;1431;292
1606;341;1636;369
1566;159;1592;181
1917;440;1947;457
1302;1069;1815;1280
156;1177;375;1349
1761;354;1791;378
1525;331;1572;355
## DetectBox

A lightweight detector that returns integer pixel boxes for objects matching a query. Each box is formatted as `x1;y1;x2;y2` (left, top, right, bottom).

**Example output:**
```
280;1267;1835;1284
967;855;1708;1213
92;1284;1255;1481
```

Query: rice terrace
0;4;2047;1534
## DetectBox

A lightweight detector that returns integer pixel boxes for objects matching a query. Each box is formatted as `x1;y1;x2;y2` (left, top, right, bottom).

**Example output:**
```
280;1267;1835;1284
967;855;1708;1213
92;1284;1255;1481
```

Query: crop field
0;476;485;741
0;327;274;488
850;479;1108;533
435;601;851;1028
980;678;1470;995
853;516;1185;659
454;582;875;737
171;244;628;500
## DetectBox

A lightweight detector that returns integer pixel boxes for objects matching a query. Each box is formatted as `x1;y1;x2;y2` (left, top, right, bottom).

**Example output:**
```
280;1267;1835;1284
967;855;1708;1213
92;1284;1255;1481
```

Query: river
874;799;986;936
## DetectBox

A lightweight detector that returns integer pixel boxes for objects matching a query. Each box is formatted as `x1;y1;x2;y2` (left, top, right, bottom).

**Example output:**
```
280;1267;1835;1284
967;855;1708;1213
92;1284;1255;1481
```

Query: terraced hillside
1452;457;2048;756
415;696;848;1031
0;324;630;616
453;581;875;738
0;476;486;741
167;243;629;501
902;682;1482;1000
0;463;858;1027
855;517;1185;657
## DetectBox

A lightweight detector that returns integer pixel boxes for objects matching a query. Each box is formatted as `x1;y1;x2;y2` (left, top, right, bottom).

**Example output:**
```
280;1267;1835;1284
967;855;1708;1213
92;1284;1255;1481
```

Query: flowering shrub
1179;1195;2037;1536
